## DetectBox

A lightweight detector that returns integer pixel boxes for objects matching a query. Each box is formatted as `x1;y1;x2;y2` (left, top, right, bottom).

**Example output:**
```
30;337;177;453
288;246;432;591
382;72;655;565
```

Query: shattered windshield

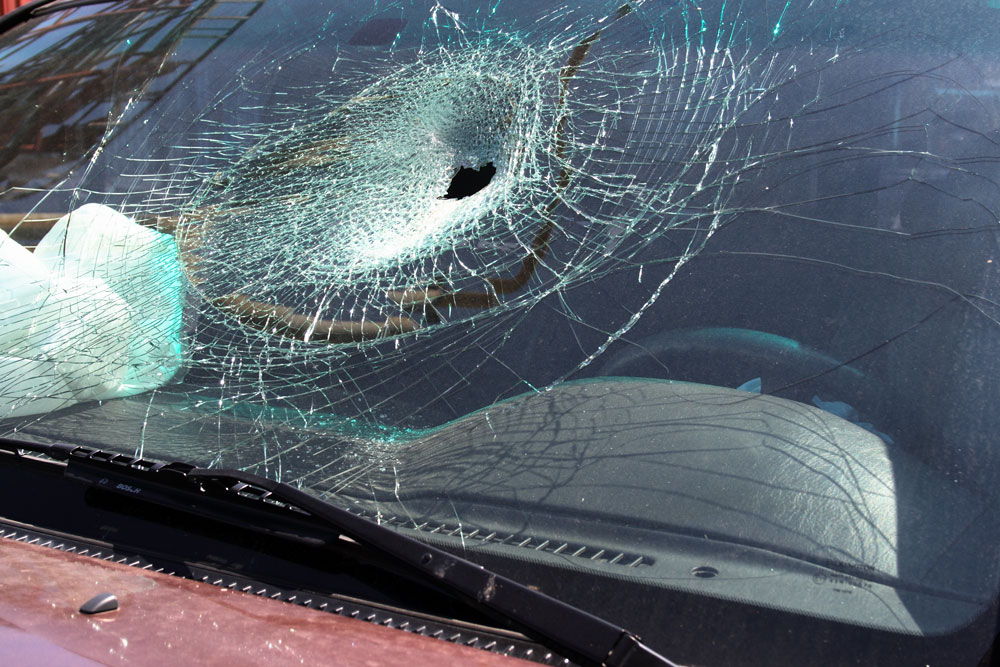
3;0;1000;663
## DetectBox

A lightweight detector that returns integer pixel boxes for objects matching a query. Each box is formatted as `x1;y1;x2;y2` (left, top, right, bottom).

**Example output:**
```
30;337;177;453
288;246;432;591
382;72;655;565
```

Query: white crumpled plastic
0;203;184;418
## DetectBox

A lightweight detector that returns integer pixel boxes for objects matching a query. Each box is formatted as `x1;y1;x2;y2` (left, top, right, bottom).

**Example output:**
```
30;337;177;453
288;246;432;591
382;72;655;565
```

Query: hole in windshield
441;162;496;200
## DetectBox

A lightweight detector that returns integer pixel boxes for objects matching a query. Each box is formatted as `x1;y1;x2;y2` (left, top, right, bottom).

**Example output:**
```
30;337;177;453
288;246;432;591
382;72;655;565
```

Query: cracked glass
3;0;1000;663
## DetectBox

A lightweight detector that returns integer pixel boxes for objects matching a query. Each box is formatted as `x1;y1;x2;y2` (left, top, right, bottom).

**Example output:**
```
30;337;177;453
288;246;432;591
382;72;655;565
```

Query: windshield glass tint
3;0;1000;663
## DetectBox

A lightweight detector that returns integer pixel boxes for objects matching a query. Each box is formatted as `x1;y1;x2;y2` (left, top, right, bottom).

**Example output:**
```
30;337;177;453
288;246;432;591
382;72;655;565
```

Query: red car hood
0;537;529;666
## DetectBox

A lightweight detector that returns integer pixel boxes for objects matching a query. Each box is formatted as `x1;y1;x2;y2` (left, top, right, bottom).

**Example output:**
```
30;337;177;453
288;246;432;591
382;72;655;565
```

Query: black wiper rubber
0;438;677;667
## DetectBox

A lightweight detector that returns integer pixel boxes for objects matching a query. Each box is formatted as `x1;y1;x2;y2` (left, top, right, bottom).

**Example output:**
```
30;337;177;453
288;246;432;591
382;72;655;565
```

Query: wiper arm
0;438;677;667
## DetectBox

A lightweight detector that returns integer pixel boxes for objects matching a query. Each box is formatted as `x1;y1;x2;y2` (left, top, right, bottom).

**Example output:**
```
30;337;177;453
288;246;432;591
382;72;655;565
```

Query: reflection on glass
2;1;1000;663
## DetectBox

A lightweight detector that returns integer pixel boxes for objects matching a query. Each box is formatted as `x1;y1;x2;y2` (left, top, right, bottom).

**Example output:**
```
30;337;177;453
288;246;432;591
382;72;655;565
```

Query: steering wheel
599;326;869;404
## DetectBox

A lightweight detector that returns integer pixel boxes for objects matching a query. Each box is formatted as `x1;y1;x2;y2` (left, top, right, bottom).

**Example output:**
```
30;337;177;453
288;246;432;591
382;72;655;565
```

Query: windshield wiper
0;437;677;667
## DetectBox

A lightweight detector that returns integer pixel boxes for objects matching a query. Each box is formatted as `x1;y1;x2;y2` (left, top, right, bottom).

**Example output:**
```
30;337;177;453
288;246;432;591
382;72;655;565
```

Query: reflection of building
0;1;32;16
0;0;262;224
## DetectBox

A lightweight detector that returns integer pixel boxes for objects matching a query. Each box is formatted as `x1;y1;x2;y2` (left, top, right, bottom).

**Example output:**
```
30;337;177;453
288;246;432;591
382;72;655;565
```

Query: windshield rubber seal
0;0;116;36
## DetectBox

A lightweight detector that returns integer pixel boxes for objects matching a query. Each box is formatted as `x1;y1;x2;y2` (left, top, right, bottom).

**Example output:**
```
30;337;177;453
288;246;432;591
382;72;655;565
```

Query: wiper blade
0;438;677;667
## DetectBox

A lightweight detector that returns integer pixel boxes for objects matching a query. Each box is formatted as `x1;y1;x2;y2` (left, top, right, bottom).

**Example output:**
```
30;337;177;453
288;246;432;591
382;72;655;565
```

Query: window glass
3;1;1000;663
